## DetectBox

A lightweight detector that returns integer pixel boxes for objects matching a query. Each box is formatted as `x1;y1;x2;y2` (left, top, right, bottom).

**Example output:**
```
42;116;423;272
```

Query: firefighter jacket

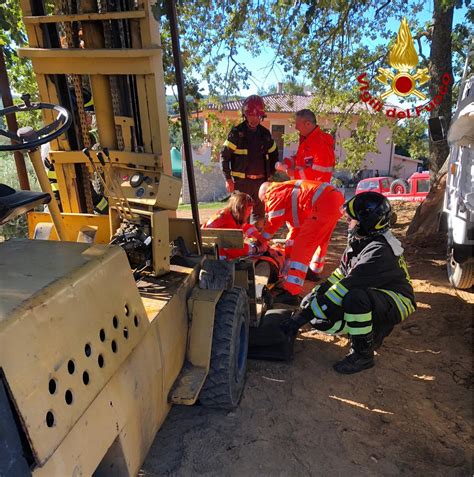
261;180;337;241
306;232;416;329
202;207;263;259
283;126;335;182
221;121;278;181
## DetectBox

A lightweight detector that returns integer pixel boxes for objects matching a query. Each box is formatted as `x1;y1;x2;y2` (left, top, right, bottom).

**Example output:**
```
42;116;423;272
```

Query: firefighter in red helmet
221;94;278;229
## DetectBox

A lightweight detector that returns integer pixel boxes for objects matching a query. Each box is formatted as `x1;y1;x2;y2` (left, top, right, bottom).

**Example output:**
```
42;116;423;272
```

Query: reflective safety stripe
311;182;331;206
324;282;348;306
345;312;373;336
377;289;414;320
267;209;285;219
311;298;327;320
327;274;340;285
291;180;302;227
245;226;257;236
310;265;324;273
261;231;272;239
295;167;306;180
234;148;248;155
312;164;334;172
347;325;373;335
322;320;348;335
95;197;108;211
223;140;237;151
286;275;305;286
333;268;344;279
47;171;57;180
268;141;277;153
231;171;246;179
289;261;307;272
333;282;348;296
50;183;59;192
345;312;372;323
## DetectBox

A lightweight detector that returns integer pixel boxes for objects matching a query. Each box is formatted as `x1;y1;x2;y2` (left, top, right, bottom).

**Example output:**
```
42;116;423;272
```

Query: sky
178;2;469;98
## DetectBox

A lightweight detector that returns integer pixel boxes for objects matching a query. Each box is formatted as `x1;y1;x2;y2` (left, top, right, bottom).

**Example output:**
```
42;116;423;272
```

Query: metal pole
167;0;203;255
0;47;31;190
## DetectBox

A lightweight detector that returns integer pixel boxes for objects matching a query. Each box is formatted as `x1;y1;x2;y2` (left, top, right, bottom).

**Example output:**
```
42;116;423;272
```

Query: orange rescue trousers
282;189;344;295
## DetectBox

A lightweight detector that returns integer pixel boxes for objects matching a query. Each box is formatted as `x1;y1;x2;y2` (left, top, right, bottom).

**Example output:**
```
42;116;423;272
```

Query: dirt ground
141;202;473;477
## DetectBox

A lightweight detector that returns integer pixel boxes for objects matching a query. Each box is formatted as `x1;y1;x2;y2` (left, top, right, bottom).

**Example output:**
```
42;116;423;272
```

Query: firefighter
258;180;344;305
275;109;335;183
280;192;416;374
221;95;279;229
202;192;266;260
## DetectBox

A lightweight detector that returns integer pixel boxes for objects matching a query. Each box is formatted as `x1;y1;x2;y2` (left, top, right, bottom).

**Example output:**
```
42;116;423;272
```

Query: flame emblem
376;18;430;100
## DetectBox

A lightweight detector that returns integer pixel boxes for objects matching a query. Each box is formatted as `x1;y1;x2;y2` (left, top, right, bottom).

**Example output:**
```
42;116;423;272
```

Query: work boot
272;288;300;306
306;268;321;282
333;349;375;374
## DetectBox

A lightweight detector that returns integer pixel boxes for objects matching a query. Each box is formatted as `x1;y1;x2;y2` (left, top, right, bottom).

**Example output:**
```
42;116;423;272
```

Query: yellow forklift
0;1;294;475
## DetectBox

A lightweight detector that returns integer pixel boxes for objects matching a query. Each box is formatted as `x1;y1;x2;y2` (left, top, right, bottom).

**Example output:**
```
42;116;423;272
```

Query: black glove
280;309;313;336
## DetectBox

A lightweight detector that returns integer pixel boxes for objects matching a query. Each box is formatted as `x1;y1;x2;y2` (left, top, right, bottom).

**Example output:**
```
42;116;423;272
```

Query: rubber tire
199;287;250;410
447;247;474;289
390;179;409;194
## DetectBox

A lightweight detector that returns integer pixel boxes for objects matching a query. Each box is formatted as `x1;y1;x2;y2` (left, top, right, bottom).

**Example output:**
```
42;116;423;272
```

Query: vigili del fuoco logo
356;18;451;119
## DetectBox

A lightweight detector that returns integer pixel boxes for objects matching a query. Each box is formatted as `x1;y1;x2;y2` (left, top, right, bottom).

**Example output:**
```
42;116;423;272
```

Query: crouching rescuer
281;192;416;374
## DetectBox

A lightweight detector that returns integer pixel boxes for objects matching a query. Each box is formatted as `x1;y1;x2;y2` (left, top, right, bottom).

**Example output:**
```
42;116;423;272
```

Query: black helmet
344;191;392;236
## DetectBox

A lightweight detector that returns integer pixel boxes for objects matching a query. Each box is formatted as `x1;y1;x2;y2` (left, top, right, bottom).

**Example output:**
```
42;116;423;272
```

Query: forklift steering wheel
0;94;71;152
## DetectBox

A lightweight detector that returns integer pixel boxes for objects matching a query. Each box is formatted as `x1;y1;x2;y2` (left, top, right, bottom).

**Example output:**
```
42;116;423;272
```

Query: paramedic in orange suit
202;192;265;259
275;109;335;183
258;180;344;304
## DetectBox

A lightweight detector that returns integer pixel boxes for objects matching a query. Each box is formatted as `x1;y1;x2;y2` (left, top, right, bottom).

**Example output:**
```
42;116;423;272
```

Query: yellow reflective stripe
377;289;410;320
234;148;248;155
345;312;372;323
96;197;108;211
333;282;348;297
50;183;59;192
231;171;246;179
399;293;416;314
348;325;373;335
223;140;237;150
326;290;342;306
347;197;356;219
325;320;347;334
268;141;277;153
333;268;344;279
47;171;57;180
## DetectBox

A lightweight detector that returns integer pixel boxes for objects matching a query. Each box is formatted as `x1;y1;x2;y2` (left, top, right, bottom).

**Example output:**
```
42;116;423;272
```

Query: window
417;179;430;193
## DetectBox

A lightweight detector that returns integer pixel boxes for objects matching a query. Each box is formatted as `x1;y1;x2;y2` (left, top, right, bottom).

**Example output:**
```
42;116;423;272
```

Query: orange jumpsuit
282;126;335;182
202;208;263;259
261;180;344;294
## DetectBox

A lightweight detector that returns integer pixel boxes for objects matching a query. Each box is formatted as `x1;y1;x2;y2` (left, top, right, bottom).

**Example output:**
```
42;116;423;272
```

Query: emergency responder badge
375;18;430;100
304;156;313;168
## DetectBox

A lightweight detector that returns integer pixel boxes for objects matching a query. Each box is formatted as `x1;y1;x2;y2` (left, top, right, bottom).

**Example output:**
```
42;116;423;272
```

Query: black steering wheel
0;94;72;152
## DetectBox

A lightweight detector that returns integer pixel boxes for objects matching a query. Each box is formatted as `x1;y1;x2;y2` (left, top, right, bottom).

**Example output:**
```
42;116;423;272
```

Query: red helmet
242;95;266;118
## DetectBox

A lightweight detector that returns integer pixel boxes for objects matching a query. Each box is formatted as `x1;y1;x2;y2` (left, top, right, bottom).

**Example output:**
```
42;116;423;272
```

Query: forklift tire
199;287;250;410
447;247;474;289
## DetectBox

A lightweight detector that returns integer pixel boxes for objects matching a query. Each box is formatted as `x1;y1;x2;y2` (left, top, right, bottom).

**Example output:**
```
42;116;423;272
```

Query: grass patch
178;201;225;211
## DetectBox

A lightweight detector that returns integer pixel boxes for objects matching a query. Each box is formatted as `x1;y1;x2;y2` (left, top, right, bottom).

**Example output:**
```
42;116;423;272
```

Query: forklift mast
18;0;186;275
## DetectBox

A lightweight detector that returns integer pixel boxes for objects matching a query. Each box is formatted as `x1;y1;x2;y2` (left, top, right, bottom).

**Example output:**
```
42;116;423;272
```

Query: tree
164;1;471;172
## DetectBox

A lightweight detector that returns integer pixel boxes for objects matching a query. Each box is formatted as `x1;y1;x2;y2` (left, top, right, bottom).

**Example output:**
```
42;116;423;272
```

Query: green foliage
392;118;429;161
206;112;238;162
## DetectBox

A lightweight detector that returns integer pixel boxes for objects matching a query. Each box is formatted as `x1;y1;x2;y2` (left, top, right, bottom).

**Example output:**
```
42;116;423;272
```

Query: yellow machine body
0;1;262;475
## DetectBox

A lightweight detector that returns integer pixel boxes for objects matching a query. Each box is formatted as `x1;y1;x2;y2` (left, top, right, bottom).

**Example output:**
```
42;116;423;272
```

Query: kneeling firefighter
281;192;416;374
